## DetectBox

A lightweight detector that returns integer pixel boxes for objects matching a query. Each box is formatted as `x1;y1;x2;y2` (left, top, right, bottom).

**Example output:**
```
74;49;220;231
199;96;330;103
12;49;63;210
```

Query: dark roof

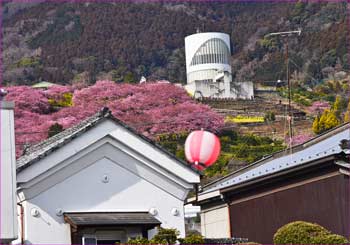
16;107;200;175
64;212;161;226
201;122;350;193
220;152;347;194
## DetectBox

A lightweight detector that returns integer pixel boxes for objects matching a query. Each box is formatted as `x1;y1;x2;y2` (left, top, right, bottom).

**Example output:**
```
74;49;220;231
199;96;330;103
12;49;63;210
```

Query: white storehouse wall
18;157;186;244
14;119;199;244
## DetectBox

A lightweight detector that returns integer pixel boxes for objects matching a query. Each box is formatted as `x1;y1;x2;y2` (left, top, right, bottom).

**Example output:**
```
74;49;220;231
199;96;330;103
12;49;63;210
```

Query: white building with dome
184;32;253;99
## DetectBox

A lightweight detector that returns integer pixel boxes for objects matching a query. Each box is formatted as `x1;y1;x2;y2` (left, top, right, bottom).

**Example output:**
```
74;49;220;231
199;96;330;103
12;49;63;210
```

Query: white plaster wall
19;157;186;244
0;104;18;242
200;206;230;238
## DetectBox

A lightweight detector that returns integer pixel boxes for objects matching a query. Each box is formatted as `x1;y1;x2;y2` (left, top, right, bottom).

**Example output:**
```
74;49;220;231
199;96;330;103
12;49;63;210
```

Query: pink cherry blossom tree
5;81;224;157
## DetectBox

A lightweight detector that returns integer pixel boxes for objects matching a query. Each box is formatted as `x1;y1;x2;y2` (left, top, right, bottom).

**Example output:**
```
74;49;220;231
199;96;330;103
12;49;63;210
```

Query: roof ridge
25;108;109;153
16;108;111;171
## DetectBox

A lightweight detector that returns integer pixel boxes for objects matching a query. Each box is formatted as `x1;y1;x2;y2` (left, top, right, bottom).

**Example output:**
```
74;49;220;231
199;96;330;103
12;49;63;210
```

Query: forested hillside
2;1;349;180
3;1;348;86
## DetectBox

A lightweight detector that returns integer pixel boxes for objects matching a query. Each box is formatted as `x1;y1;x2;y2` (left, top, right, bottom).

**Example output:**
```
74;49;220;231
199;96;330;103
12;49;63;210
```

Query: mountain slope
2;2;348;86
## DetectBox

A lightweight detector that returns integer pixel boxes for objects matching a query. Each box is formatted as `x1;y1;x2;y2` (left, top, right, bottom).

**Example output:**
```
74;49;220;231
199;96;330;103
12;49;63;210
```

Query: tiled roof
16;107;200;175
64;212;161;226
201;122;350;194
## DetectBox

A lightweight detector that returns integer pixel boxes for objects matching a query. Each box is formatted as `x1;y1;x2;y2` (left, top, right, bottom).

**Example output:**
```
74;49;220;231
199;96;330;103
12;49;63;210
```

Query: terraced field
200;93;313;141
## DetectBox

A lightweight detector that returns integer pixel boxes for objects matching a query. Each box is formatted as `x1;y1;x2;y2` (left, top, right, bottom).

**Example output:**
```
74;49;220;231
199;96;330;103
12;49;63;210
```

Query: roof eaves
220;152;344;194
202;122;350;191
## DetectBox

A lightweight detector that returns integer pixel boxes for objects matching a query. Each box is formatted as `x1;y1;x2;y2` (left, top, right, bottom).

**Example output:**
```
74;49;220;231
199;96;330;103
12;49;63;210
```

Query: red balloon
184;130;221;170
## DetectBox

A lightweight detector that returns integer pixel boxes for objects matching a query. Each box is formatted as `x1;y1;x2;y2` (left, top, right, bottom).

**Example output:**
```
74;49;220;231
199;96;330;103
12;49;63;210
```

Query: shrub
150;227;179;244
203;238;249;244
178;234;204;244
273;221;349;244
312;234;349;244
264;111;276;122
126;236;149;244
48;123;63;138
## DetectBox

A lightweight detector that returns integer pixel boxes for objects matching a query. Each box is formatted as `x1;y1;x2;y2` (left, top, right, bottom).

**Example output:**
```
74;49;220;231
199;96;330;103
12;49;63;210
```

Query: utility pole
264;29;301;149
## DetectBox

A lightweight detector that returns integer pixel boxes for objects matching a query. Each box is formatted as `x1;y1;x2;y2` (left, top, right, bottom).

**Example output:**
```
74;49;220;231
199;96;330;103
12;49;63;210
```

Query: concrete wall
236;81;254;99
1;102;18;243
200;206;230;238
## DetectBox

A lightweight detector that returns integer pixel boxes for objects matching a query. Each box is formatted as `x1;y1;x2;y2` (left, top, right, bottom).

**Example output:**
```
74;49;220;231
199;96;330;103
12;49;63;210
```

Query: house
31;81;56;89
0;101;18;243
14;108;200;244
193;123;350;243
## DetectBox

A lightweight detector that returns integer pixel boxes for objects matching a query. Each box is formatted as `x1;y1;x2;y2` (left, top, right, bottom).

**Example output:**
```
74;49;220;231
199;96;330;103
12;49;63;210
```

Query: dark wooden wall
229;174;349;244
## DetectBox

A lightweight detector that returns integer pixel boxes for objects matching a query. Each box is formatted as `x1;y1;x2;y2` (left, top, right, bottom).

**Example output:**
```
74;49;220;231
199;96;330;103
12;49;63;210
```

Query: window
190;38;230;66
83;235;97;245
82;230;126;245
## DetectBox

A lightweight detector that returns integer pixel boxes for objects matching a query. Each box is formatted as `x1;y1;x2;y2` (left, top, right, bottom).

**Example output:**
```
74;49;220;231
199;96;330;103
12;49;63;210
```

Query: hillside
2;1;350;181
3;1;349;87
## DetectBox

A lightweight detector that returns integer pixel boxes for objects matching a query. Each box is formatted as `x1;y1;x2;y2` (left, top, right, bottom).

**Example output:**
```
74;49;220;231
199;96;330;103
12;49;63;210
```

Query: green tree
48;123;63;138
124;71;135;83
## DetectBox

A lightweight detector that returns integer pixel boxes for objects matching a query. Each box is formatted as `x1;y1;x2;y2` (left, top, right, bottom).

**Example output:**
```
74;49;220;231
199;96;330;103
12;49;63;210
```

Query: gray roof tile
64;212;161;226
